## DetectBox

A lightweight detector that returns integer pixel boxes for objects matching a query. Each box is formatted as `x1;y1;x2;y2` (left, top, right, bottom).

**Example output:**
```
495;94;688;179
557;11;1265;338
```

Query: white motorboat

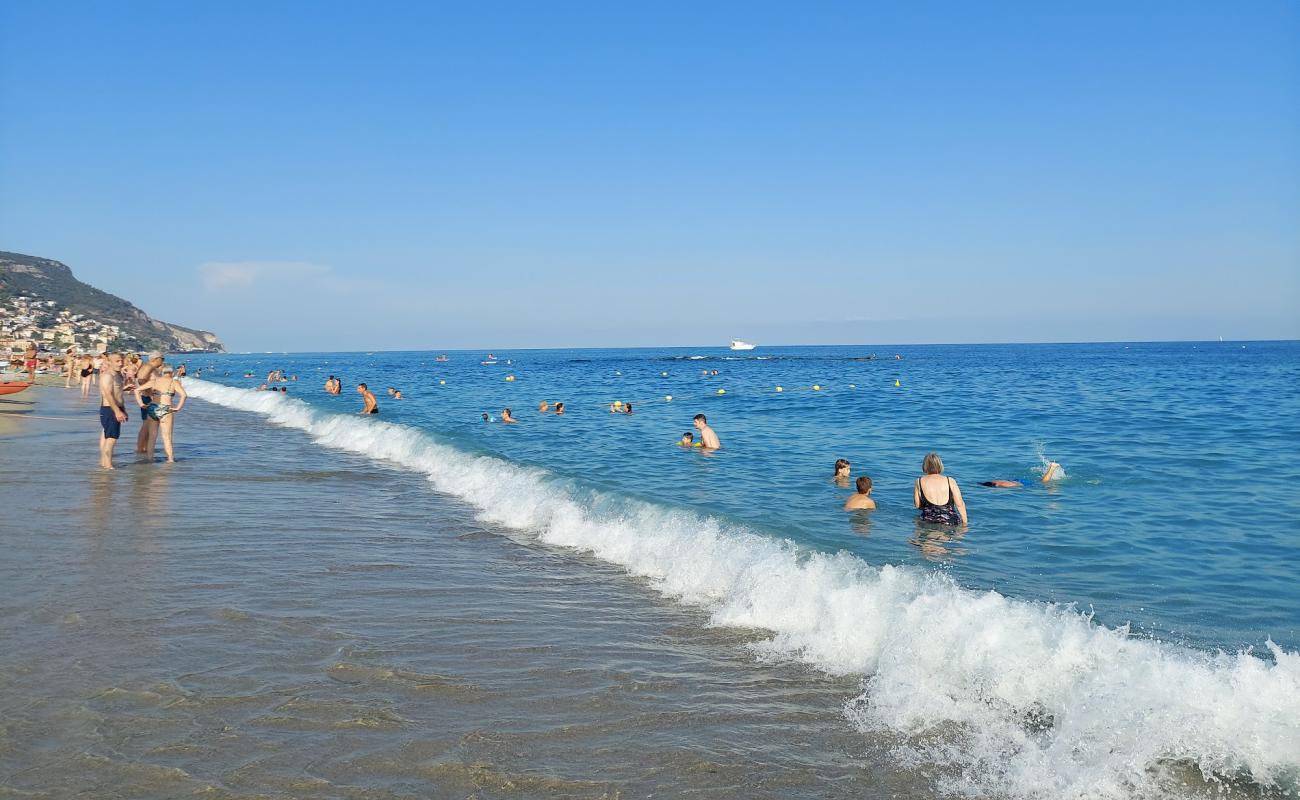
729;339;756;351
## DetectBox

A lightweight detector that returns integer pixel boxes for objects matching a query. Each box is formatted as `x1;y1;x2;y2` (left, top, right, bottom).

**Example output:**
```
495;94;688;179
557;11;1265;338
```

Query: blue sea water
176;341;1300;797
191;341;1300;654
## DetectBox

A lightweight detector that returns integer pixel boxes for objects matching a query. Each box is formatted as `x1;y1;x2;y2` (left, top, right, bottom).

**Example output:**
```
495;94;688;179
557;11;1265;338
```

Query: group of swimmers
832;454;1063;525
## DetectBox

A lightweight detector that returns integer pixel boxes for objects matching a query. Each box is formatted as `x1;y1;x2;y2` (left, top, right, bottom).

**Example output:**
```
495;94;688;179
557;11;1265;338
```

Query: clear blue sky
2;1;1296;351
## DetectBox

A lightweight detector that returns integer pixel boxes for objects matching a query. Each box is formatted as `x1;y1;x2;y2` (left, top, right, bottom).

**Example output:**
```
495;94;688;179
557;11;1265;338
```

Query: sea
4;341;1298;799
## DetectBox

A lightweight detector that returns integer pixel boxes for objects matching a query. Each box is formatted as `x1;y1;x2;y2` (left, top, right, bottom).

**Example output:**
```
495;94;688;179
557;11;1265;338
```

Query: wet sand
0;385;926;799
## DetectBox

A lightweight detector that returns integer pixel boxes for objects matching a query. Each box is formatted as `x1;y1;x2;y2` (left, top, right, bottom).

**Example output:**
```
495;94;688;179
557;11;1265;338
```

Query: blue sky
2;1;1296;351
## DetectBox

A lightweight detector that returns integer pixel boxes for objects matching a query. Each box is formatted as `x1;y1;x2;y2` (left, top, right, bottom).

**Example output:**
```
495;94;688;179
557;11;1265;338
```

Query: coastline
0;384;913;799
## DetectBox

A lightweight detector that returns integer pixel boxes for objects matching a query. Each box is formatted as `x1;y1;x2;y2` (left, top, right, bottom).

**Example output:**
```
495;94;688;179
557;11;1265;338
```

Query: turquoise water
192;341;1300;654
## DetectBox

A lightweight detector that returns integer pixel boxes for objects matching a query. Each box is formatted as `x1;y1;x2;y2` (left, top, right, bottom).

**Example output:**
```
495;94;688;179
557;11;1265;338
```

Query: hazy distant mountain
0;251;224;352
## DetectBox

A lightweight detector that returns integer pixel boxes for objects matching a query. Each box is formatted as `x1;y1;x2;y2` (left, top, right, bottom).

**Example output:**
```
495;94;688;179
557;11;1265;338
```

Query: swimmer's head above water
834;458;851;479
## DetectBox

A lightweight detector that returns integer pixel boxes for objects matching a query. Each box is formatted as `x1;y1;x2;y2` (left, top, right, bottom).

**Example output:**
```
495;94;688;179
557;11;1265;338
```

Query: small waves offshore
185;379;1300;799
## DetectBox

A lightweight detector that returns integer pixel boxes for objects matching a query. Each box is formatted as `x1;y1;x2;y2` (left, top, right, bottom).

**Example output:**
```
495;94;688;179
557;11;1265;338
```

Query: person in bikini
134;366;188;462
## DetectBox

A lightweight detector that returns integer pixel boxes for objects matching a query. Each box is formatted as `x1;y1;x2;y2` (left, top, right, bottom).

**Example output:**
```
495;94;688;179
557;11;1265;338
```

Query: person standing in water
914;452;967;525
135;354;165;455
693;414;720;450
358;383;378;414
97;353;129;470
843;476;876;510
134;366;187;463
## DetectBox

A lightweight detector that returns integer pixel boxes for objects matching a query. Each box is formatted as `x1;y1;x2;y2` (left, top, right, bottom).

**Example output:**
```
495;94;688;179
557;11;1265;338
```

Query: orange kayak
0;382;31;396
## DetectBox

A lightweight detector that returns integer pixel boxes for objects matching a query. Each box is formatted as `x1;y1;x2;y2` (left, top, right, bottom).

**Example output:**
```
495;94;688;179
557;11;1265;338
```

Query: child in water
679;432;701;447
843;476;876;510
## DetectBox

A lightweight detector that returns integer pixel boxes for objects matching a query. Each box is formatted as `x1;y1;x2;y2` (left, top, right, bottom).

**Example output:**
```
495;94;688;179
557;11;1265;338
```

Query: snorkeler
981;461;1062;488
843;476;876;510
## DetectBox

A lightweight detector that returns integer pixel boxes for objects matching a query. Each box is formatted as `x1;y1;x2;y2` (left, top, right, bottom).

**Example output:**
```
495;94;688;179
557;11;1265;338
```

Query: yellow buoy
775;386;783;392
894;379;901;387
812;384;821;391
717;388;726;395
505;375;515;382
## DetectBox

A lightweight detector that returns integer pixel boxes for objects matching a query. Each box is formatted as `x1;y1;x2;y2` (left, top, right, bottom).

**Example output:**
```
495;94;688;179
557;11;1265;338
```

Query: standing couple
98;352;188;469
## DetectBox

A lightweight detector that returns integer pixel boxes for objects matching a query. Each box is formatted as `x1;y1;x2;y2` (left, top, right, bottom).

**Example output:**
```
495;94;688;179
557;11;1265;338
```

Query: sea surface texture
4;341;1298;799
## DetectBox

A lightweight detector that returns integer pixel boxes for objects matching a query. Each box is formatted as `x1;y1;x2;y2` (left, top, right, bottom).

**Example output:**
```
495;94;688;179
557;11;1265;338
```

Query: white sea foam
186;380;1300;799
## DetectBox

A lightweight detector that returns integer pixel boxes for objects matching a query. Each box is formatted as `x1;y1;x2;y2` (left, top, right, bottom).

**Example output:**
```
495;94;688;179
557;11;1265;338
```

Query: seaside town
0;289;118;360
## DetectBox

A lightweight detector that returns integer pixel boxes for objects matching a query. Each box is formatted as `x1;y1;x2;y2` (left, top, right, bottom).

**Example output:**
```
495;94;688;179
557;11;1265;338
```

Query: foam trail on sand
186;380;1300;799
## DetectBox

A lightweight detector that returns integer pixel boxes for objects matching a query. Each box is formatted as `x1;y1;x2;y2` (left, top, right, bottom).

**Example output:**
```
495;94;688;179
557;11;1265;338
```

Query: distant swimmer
982;461;1063;488
539;401;550;413
553;402;565;415
623;403;633;414
358;383;379;415
393;390;403;400
387;387;397;396
833;458;851;486
482;413;492;422
843;476;876;511
501;408;517;423
679;432;702;448
693;414;720;450
914;452;967;525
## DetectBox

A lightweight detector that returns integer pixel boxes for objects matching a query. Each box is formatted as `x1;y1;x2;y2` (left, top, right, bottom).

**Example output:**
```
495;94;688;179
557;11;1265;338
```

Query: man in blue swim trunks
97;352;129;469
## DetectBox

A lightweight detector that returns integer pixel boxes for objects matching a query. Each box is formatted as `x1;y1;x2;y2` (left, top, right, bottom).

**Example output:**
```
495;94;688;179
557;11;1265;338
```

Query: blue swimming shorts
100;406;122;440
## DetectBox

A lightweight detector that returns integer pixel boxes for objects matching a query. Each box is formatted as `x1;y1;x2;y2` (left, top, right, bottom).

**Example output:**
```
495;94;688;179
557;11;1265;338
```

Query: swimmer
394;390;402;400
982;461;1062;488
387;387;397;396
833;458;851;486
358;383;379;414
623;403;633;414
501;408;517;423
539;401;550;413
679;431;702;448
482;413;492;422
843;476;876;511
554;402;565;415
693;413;720;450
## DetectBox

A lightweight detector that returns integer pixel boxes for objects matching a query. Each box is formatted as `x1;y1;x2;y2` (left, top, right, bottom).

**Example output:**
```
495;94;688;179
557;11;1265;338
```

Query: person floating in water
553;402;565;415
538;401;550;413
833;458;851;486
693;414;720;450
357;383;379;415
914;452;967;525
843;476;876;510
678;431;701;447
623;403;633;414
501;408;517;423
981;461;1062;488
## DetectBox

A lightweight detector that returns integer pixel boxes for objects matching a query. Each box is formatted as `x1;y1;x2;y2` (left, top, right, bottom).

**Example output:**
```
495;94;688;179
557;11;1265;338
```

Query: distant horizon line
190;337;1298;356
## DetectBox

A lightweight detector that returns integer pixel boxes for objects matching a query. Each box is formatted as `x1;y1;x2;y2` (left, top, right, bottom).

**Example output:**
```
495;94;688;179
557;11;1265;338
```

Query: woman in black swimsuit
914;452;968;525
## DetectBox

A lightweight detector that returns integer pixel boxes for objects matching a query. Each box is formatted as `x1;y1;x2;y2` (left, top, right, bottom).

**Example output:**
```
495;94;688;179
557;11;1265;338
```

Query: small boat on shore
0;381;32;396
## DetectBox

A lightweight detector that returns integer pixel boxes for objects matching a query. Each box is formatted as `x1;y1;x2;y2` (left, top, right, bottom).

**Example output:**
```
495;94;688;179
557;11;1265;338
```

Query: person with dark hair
844;476;876;510
833;458;851;486
501;408;517;424
623;403;633;414
679;431;699;448
914;452;967;525
693;414;720;450
358;383;378;415
553;402;565;415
